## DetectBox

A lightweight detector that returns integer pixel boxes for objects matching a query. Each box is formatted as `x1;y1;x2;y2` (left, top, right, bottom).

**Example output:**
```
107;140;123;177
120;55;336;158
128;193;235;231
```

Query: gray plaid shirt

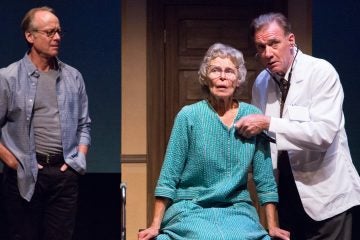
0;53;91;201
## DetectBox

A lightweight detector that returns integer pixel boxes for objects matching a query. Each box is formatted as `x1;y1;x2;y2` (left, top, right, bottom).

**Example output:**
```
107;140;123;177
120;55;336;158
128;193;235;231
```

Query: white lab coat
252;50;360;221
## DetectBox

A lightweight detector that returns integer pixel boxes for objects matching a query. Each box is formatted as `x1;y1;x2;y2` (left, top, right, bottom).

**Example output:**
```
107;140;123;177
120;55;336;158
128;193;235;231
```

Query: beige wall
122;0;147;155
121;1;312;239
288;0;312;54
122;163;147;239
121;0;147;239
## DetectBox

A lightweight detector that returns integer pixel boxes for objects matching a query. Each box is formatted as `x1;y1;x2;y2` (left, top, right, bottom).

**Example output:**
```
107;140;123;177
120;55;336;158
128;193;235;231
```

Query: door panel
165;4;263;140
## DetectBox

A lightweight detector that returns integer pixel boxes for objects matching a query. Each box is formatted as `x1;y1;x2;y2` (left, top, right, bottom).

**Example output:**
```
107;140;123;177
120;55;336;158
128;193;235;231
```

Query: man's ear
288;33;295;47
25;31;34;44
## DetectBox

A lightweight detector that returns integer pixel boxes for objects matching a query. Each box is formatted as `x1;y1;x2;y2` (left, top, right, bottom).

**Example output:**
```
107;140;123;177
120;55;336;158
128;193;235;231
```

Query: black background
0;1;121;239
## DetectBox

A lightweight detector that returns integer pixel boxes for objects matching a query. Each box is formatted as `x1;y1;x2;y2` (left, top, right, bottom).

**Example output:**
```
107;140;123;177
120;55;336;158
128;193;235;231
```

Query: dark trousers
2;163;79;240
278;151;352;240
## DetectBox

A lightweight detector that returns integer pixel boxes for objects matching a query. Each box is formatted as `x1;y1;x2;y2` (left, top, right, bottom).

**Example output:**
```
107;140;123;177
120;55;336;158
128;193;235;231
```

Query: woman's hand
268;226;290;240
138;197;169;240
263;203;290;240
138;227;160;240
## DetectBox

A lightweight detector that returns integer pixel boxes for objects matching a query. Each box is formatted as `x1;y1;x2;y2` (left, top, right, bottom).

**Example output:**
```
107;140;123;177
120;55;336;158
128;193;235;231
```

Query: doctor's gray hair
250;12;292;37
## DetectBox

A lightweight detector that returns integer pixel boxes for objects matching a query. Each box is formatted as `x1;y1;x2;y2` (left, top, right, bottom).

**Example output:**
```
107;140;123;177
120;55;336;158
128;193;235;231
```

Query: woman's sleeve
252;133;279;205
154;107;191;200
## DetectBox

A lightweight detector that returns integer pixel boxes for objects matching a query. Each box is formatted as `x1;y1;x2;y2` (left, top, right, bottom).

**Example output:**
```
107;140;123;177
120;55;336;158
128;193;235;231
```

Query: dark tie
279;78;290;117
277;77;291;174
277;77;291;172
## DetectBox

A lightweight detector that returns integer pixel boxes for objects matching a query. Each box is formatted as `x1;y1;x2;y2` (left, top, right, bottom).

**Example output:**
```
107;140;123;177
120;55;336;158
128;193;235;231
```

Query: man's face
26;10;61;58
254;22;295;76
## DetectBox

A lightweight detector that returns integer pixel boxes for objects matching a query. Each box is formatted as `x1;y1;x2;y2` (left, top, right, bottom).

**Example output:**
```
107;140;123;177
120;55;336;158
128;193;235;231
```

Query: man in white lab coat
235;12;360;240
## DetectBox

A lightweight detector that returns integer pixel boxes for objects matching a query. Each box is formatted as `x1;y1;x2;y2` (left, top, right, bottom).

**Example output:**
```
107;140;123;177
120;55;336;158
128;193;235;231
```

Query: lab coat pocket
288;105;310;122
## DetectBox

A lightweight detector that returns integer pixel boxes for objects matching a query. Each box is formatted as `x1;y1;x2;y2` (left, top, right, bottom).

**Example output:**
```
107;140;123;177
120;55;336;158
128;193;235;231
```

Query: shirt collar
23;52;63;78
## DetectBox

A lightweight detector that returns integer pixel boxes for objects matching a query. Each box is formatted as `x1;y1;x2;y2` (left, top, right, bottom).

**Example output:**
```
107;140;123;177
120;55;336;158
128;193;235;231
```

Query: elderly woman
138;43;290;240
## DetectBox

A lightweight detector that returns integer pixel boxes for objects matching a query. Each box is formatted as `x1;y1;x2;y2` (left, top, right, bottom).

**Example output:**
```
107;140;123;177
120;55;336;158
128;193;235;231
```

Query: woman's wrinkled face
207;57;240;99
254;22;295;76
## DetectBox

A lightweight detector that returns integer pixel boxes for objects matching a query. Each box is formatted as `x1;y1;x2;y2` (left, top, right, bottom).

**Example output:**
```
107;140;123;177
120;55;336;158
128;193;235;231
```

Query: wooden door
147;0;287;225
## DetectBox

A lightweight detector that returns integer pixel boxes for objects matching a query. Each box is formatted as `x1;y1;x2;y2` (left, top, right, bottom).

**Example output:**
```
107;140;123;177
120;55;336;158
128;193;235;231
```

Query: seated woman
138;43;290;240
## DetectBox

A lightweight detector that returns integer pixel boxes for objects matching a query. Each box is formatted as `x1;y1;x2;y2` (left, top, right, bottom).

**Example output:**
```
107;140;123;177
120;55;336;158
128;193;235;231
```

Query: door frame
147;0;167;224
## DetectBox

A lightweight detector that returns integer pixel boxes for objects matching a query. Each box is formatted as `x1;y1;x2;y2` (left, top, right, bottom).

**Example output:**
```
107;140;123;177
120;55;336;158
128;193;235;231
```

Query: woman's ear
236;78;241;87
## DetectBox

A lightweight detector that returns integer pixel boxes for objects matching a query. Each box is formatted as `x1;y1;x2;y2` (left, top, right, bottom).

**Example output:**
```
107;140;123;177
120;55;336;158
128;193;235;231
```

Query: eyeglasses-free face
254;22;295;76
32;28;63;38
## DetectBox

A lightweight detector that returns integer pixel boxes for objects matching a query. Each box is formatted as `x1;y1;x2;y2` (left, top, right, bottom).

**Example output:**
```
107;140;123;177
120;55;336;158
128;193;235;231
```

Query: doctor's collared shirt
0;53;91;201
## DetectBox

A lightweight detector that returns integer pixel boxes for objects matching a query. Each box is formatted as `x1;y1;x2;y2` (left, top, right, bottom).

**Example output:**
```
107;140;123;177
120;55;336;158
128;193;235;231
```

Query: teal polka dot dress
155;100;278;240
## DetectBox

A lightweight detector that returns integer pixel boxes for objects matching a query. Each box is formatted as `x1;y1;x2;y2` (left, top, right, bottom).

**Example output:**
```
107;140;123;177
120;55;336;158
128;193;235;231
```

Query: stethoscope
258;45;299;144
265;45;300;88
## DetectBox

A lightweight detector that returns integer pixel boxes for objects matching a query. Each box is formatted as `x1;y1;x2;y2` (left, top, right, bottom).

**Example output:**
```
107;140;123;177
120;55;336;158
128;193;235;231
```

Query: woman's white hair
198;43;246;86
198;43;247;97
